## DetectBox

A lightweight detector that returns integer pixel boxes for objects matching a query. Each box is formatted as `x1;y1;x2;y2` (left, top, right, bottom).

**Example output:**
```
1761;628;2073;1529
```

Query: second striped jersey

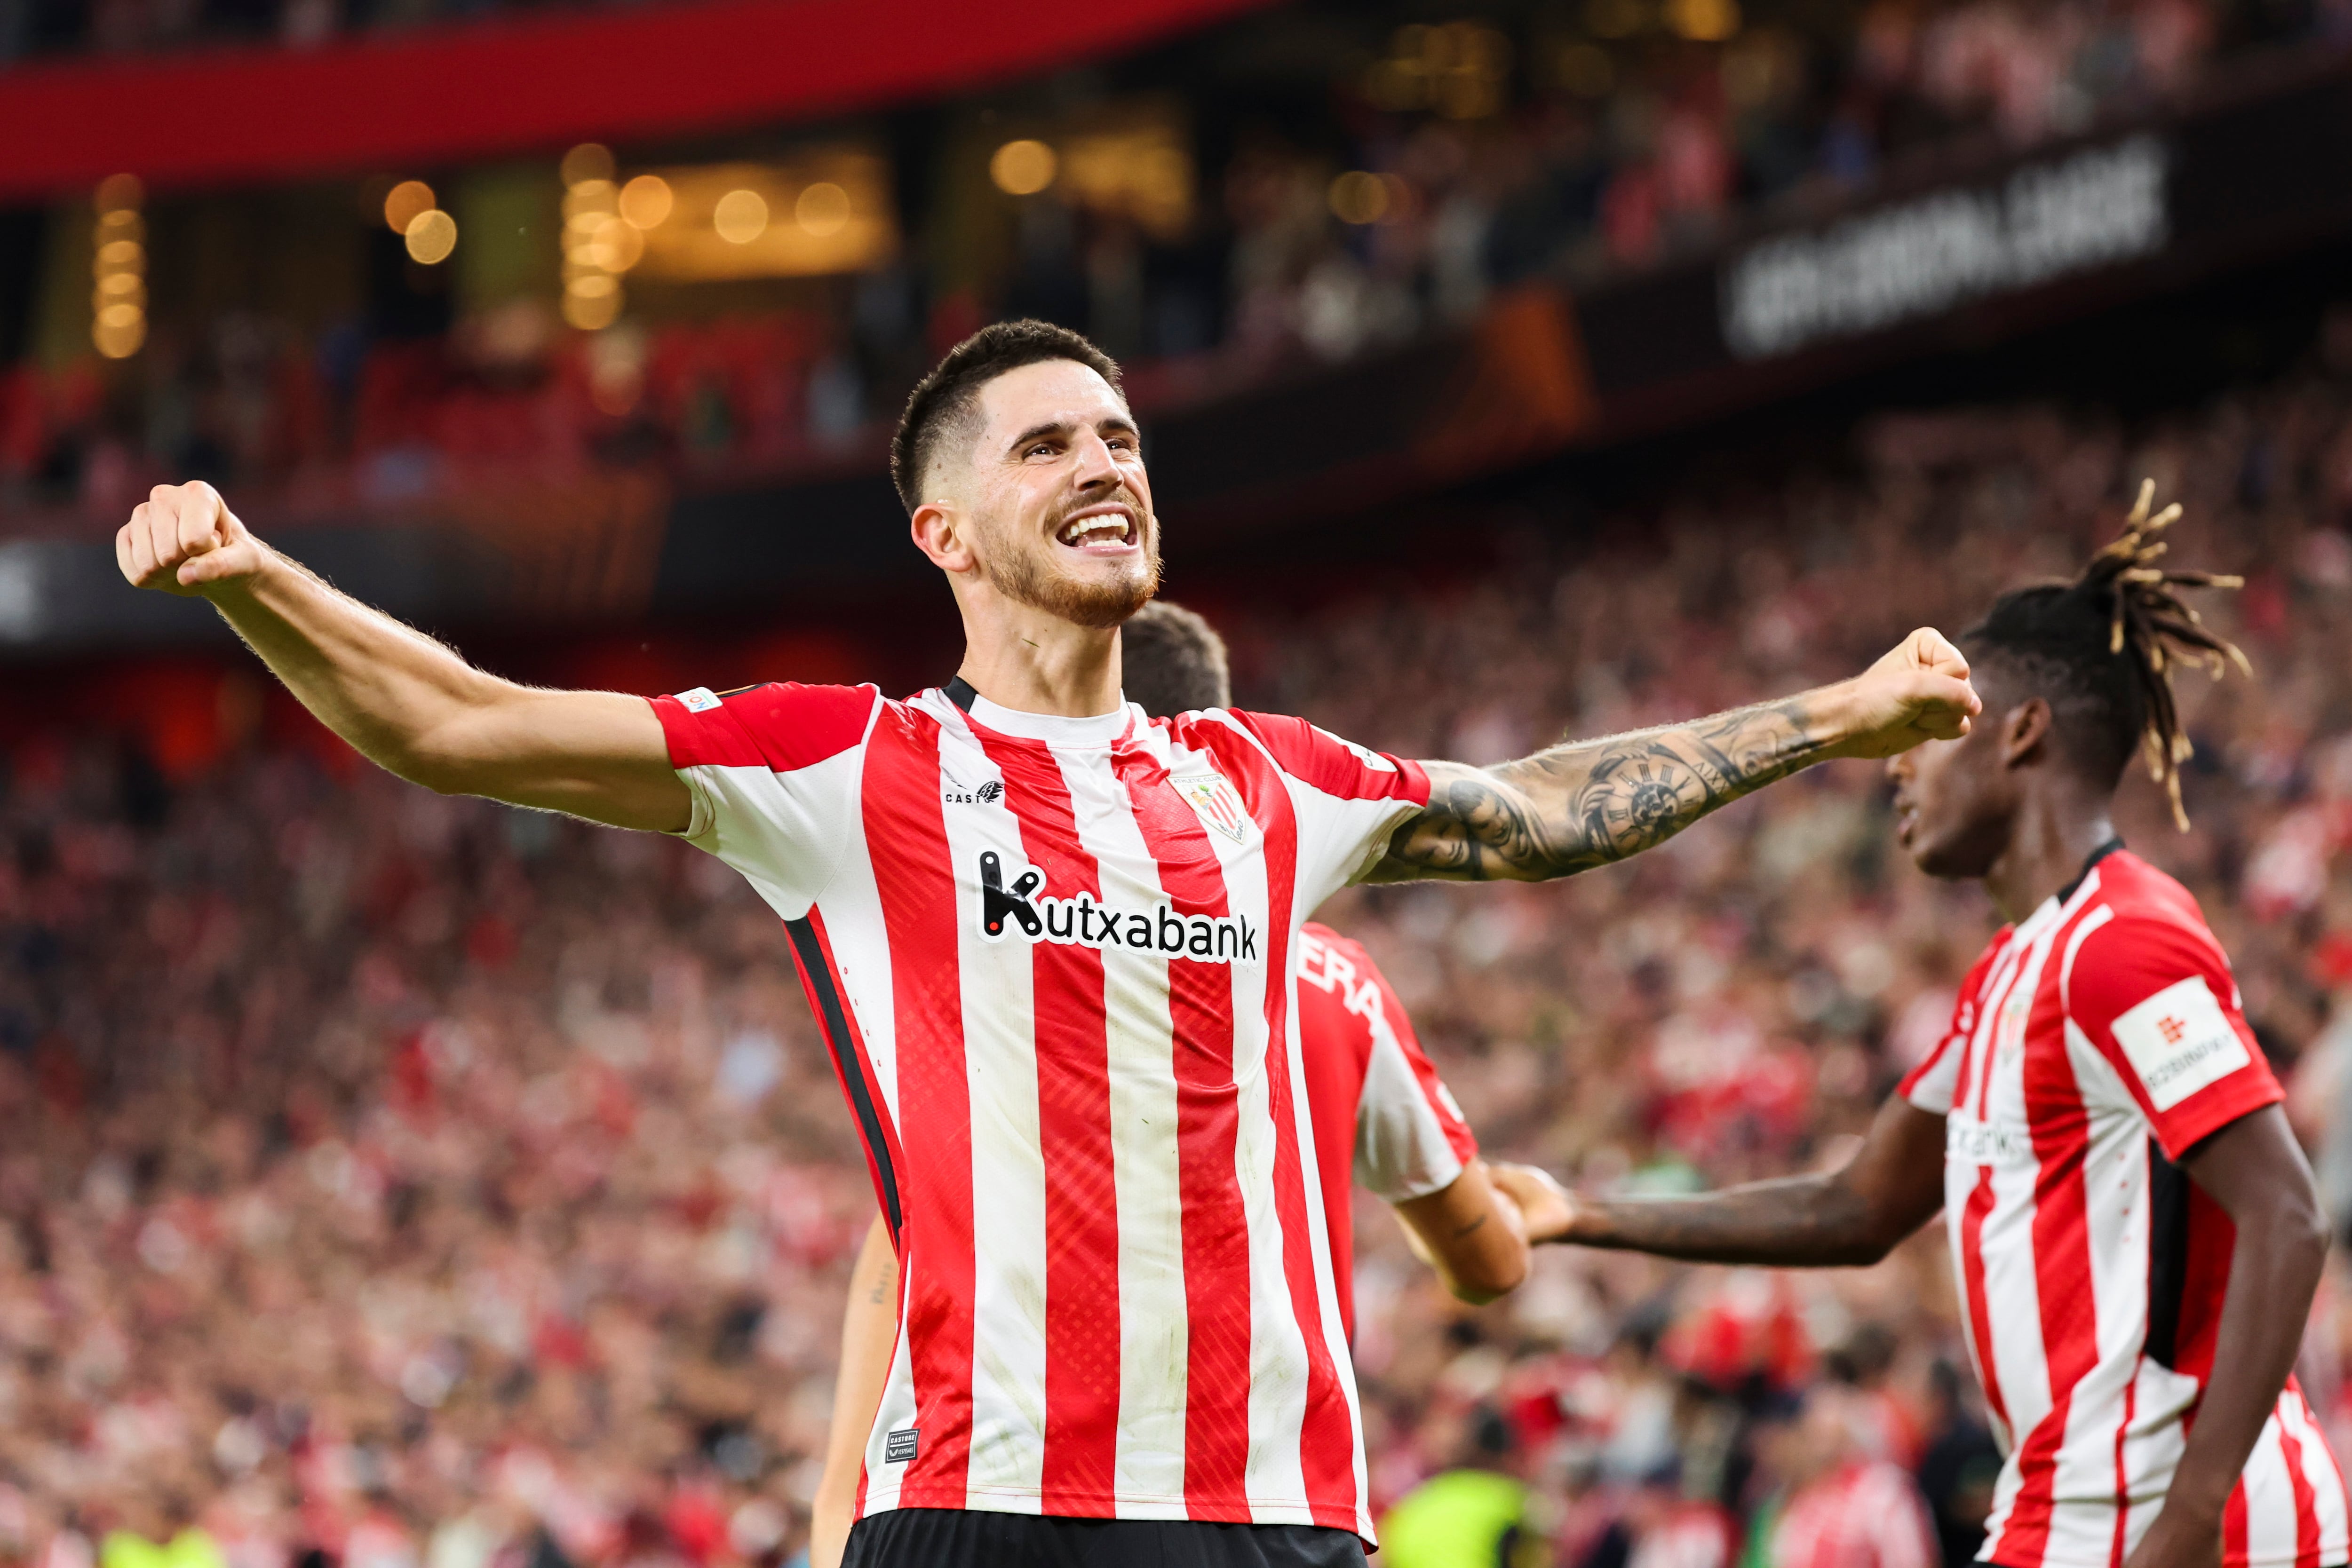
1899;847;2347;1568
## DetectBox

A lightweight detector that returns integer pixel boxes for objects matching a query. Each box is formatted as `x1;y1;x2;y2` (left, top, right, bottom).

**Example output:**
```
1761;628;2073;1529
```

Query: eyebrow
1006;414;1142;453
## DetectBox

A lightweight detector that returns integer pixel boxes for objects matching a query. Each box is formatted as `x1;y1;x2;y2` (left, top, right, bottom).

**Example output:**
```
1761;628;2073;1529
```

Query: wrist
2153;1475;2231;1530
195;540;281;606
1810;680;1868;760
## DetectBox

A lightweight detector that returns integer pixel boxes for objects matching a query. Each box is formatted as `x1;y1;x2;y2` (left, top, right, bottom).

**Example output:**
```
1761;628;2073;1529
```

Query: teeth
1059;516;1131;546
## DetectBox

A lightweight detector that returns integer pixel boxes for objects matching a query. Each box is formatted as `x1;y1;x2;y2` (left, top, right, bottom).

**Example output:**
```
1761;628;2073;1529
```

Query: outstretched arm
1494;1097;1948;1267
2125;1106;2328;1568
118;483;688;831
1372;629;1978;882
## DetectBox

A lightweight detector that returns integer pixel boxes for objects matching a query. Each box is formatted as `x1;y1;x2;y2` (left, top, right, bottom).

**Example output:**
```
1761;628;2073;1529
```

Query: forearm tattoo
1373;694;1822;882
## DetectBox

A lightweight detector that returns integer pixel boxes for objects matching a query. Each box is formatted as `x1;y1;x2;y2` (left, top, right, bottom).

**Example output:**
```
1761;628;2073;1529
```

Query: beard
982;499;1163;629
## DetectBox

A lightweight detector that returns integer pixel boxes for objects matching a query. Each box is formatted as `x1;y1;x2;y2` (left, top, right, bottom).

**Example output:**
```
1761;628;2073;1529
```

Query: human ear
2001;697;2053;768
910;500;977;575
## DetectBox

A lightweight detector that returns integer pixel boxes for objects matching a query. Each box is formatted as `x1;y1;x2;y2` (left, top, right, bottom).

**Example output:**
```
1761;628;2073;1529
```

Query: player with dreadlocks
1512;485;2348;1568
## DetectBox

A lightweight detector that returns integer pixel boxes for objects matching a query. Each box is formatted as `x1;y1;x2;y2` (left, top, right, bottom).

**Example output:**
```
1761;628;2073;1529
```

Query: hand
2120;1505;2222;1568
1487;1163;1578;1244
1828;627;1980;759
116;482;271;597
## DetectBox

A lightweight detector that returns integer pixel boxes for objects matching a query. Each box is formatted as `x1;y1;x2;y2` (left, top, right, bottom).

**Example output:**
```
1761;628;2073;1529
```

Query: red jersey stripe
1960;1166;2012;1436
1198;724;1361;1530
859;705;977;1510
969;726;1124;1513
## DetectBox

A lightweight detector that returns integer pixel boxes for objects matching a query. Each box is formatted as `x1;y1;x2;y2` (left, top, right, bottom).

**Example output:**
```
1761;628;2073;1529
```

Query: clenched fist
1828;627;1981;759
1486;1163;1578;1245
116;482;270;597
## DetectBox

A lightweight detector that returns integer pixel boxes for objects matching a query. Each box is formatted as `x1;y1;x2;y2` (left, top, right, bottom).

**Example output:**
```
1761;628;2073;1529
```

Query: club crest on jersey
977;850;1261;964
1173;773;1250;845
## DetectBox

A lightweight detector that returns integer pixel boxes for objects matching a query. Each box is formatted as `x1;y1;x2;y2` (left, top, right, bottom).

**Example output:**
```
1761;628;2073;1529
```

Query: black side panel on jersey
787;917;904;1243
2145;1137;2192;1369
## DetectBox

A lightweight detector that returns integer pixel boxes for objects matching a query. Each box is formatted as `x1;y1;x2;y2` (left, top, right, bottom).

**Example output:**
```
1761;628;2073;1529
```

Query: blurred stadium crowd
5;0;2334;524
10;344;2352;1568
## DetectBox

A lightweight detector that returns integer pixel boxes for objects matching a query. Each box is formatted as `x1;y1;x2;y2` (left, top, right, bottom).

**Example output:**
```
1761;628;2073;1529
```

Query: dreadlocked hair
1961;479;2250;831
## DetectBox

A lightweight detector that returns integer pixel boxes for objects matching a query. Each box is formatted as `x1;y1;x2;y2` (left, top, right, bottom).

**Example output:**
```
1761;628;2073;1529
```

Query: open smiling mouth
1056;509;1138;552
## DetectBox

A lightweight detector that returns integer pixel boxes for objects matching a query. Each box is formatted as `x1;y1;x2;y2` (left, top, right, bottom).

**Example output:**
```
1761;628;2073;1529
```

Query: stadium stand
7;349;2352;1567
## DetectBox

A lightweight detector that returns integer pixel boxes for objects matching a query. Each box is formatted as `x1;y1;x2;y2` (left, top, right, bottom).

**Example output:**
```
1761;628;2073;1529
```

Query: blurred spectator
1376;1407;1539;1568
1910;1363;1999;1568
1747;1386;1935;1568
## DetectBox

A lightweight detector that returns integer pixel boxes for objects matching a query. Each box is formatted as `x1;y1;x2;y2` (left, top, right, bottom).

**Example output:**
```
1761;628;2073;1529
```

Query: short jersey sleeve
649;681;878;919
1302;934;1477;1204
1898;944;2004;1116
1222;712;1430;901
2063;911;2282;1160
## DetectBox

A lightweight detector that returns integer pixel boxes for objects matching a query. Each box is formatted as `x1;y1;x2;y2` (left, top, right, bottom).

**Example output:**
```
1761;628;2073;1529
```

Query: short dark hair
889;320;1123;514
1122;600;1231;716
1962;483;2248;827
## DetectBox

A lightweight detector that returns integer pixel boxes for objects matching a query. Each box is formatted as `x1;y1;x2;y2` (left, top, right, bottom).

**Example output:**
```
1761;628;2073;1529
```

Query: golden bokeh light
1666;0;1740;40
93;174;145;359
1327;170;1390;225
588;214;645;272
404;208;458;265
383;180;436;234
989;139;1057;196
561;143;615;189
563;289;620;331
619;174;674;230
713;189;769;244
795;182;850;237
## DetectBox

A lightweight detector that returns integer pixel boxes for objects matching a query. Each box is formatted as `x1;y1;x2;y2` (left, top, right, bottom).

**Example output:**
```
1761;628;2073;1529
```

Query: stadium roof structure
0;0;1276;202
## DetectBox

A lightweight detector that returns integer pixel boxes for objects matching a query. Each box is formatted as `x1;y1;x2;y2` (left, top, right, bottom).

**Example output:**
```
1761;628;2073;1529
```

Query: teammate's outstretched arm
1493;1096;1948;1266
1370;630;1979;882
117;483;688;831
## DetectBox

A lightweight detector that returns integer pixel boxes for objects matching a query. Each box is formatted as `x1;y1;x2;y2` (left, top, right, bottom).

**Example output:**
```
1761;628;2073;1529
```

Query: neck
953;589;1124;718
1982;783;2117;924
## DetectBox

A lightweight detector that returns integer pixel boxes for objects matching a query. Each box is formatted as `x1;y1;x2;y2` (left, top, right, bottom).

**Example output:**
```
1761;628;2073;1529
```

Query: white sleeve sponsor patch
2111;974;2251;1111
675;686;723;713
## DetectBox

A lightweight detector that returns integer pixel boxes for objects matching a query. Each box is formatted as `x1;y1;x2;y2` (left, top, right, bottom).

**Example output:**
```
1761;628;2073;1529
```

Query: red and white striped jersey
652;681;1432;1539
1294;923;1479;1339
1899;847;2350;1568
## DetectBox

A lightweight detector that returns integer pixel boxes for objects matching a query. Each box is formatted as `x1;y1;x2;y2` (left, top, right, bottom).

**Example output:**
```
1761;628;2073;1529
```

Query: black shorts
839;1508;1368;1568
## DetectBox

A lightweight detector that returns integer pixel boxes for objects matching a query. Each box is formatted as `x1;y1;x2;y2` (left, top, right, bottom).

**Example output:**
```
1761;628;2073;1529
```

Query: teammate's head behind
1121;600;1232;717
1891;482;2250;879
893;320;1160;630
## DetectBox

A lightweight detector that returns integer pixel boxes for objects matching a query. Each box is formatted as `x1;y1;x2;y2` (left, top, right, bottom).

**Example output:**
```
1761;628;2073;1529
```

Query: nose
1885;751;1912;784
1070;428;1120;493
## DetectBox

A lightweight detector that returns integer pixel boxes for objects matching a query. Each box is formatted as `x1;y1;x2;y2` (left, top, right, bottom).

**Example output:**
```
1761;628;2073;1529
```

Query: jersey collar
943;680;1136;748
2016;837;2126;942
